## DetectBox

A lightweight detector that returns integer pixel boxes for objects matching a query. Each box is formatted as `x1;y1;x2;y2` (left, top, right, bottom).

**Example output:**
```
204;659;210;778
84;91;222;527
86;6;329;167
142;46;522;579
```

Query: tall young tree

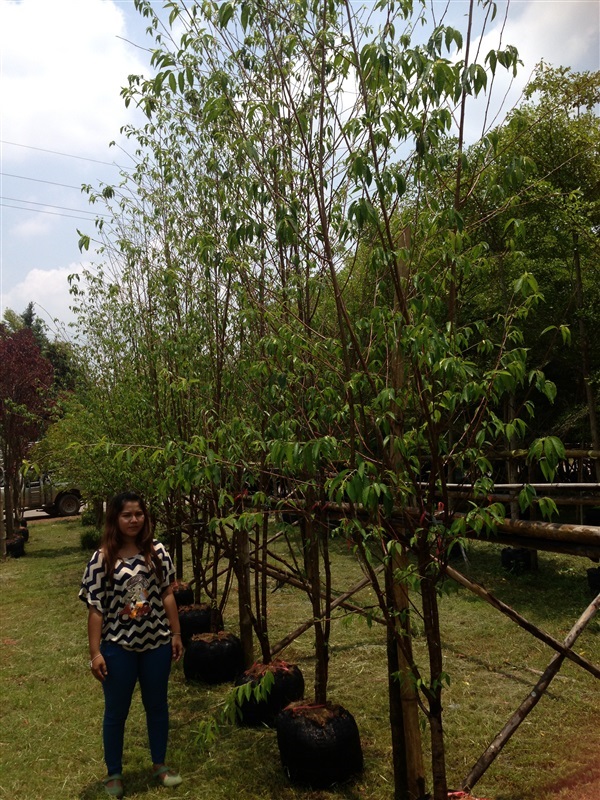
0;326;54;542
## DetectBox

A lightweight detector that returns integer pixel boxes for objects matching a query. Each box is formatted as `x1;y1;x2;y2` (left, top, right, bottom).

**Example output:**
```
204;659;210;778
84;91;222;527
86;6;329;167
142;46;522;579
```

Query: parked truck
21;473;82;517
1;458;82;518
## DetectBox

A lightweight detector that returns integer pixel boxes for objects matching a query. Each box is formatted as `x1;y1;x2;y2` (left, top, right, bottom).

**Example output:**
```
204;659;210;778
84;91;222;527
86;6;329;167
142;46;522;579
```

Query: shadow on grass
454;543;593;621
79;779;108;800
441;640;562;698
78;770;157;800
78;763;361;800
26;545;84;559
165;685;365;800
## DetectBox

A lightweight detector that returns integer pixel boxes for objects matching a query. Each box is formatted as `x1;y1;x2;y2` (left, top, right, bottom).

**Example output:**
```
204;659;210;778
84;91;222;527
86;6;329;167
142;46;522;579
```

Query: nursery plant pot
501;547;532;572
234;659;305;727
183;631;244;684
276;701;363;788
6;535;25;558
172;582;194;607
584;507;600;526
178;603;223;646
587;567;600;596
17;522;29;543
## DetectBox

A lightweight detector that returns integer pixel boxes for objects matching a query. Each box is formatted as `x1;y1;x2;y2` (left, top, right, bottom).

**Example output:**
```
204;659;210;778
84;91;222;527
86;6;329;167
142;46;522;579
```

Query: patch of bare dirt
543;763;600;800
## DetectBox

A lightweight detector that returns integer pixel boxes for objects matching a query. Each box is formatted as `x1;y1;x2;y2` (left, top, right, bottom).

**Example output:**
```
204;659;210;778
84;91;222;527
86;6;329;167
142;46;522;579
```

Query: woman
80;492;184;798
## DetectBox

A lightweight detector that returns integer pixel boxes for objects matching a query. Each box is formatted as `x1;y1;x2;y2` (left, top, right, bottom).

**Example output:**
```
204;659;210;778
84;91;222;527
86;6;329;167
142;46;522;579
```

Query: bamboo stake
464;530;600;560
496;450;600;459
496;517;600;546
240;499;600;555
444;564;600;679
461;593;600;793
449;492;600;507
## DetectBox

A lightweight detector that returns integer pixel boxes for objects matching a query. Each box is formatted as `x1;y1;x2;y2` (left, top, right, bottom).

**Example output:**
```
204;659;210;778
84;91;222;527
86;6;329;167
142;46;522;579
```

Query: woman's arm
88;607;107;682
162;587;183;661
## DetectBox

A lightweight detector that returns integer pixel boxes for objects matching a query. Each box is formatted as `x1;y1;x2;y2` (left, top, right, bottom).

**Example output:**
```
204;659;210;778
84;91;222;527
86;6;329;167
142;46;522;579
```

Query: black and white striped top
79;541;175;652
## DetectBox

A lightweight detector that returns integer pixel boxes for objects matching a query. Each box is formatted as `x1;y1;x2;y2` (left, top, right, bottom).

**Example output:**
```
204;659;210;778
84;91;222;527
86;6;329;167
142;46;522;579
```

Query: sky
1;0;599;338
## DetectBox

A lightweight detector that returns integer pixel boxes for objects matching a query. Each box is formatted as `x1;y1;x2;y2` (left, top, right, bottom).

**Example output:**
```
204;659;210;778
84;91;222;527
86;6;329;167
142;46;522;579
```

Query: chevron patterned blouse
79;541;175;652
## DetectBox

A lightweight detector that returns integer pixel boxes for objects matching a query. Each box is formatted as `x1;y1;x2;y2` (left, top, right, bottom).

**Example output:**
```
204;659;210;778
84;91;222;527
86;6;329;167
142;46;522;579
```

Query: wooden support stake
462;593;600;793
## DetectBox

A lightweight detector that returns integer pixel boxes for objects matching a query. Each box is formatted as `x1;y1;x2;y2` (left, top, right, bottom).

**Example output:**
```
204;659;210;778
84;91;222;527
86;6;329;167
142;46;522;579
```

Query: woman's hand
162;587;184;662
90;653;107;682
171;635;184;662
87;608;106;682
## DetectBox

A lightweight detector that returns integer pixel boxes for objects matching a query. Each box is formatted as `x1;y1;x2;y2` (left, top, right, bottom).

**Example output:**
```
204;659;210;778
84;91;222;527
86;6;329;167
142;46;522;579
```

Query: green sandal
153;765;182;787
103;774;124;798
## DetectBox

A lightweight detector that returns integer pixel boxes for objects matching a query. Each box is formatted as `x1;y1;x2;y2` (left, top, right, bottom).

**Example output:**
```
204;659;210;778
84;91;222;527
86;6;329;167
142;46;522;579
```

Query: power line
0;172;84;190
0;139;123;168
1;196;106;217
0;202;106;222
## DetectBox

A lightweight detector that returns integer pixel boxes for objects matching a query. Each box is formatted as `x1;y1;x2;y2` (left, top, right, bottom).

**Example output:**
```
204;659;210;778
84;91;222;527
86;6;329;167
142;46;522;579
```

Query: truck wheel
56;493;81;516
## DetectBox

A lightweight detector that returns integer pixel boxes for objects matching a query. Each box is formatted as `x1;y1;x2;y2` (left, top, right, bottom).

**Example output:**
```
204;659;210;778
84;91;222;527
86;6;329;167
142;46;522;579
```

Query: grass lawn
1;517;598;800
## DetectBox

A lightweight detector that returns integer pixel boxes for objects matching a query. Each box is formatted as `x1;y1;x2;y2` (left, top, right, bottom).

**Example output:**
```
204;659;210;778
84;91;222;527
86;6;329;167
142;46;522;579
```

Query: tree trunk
0;484;6;558
385;550;427;800
175;524;184;581
574;231;600;481
507;395;538;569
235;526;254;669
386;226;426;796
305;510;328;705
256;509;272;663
386;609;409;800
4;477;15;538
93;498;104;530
418;542;448;800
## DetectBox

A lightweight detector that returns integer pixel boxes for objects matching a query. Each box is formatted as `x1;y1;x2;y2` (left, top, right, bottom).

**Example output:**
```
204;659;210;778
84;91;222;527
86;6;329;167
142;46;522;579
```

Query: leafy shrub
155;528;169;545
80;509;97;527
80;528;101;550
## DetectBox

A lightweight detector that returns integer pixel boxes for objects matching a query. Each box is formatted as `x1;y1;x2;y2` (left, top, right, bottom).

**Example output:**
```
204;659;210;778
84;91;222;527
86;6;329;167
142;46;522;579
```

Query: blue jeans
100;641;172;775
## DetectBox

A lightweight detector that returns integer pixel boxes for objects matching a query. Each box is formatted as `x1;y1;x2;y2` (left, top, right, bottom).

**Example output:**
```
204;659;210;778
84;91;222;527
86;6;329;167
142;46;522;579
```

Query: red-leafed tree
0;325;54;546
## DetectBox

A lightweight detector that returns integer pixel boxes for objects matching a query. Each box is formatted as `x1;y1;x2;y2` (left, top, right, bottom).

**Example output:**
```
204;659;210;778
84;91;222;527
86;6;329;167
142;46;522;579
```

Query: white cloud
0;0;146;157
456;0;600;141
506;1;599;76
11;214;54;239
1;264;85;335
0;0;147;318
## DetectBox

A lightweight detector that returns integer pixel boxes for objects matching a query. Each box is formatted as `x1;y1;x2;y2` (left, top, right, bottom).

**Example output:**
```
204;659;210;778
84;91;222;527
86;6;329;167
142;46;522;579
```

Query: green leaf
77;232;91;252
538;496;559;520
218;1;235;27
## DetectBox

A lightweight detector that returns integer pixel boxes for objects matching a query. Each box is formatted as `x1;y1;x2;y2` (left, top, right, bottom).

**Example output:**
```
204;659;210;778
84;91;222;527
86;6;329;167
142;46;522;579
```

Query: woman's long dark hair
101;492;163;583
